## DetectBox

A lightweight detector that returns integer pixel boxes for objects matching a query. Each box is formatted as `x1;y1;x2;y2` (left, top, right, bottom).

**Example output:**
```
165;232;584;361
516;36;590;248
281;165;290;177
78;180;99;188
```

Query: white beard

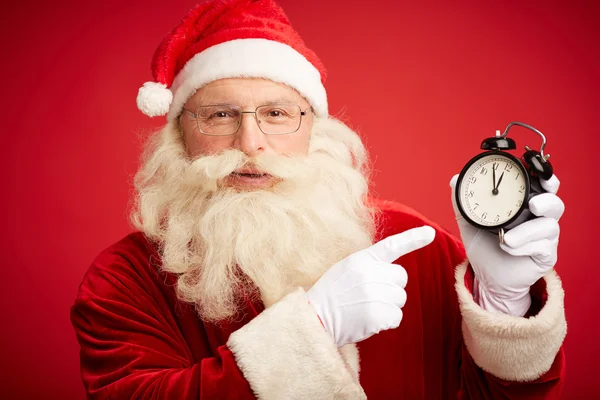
132;117;375;322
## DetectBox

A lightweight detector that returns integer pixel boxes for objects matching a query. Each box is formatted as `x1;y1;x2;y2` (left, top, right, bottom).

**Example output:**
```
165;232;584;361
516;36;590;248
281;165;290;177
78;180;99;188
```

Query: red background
2;0;598;398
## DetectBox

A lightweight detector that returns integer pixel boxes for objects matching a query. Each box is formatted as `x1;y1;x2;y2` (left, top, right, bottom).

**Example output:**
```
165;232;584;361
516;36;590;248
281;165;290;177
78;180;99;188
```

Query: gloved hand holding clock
450;173;563;316
450;122;565;316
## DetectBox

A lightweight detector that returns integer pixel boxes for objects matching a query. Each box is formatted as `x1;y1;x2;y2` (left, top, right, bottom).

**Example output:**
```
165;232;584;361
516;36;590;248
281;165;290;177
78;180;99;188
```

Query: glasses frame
181;104;312;136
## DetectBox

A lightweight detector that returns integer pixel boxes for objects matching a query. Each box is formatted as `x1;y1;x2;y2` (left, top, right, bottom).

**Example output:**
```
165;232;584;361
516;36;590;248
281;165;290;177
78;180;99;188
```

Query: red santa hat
136;0;328;120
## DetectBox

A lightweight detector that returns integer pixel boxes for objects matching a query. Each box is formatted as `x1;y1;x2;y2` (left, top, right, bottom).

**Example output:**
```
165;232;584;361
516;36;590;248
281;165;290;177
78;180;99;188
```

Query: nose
233;113;268;157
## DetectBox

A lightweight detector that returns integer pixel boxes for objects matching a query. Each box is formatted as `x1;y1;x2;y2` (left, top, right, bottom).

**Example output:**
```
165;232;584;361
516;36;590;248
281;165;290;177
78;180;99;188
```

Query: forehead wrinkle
190;80;307;109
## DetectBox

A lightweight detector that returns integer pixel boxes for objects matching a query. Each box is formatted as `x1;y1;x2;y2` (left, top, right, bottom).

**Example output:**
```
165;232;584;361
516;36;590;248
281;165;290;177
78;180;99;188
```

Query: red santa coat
71;200;566;399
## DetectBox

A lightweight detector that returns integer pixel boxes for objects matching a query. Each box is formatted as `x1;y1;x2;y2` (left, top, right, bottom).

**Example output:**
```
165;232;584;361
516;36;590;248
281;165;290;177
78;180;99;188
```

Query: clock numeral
494;215;500;222
507;210;513;217
492;163;499;171
480;167;488;176
504;163;513;171
518;184;525;193
517;199;523;208
515;172;520;180
473;203;479;210
482;212;488;220
469;176;477;184
468;190;474;198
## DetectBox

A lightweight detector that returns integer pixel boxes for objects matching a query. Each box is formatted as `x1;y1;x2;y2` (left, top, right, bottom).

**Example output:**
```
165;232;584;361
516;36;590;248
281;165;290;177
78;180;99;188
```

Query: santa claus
71;1;567;398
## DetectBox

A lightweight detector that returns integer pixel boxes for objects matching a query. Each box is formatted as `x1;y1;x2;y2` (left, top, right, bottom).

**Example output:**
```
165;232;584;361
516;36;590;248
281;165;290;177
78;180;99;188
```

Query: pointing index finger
366;226;436;263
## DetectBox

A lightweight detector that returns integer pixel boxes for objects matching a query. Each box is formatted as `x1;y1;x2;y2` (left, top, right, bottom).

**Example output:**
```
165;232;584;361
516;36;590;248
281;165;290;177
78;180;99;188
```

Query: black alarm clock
455;122;554;241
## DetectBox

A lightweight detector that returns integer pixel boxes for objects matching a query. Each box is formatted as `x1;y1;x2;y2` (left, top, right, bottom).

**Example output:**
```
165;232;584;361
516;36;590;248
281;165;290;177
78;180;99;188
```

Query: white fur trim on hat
166;38;328;121
455;261;566;382
136;82;173;117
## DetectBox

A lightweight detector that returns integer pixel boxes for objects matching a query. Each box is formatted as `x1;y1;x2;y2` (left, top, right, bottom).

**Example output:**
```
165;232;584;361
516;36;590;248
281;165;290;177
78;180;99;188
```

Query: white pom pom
136;82;173;117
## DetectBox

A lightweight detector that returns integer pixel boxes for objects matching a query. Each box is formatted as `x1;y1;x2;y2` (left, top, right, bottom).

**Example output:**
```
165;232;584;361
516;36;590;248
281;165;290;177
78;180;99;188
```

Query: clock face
457;152;529;228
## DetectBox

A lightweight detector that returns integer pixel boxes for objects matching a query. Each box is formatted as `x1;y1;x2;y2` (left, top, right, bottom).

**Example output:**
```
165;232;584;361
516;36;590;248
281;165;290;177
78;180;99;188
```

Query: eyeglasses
181;104;312;136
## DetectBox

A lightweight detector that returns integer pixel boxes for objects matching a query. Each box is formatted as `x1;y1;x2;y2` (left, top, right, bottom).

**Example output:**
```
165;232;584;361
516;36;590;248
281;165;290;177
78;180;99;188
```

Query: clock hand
492;163;497;194
492;163;498;195
496;171;505;192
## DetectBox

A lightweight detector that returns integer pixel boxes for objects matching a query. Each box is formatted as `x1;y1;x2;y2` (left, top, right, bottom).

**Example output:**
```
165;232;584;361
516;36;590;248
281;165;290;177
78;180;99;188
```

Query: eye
196;106;239;121
210;110;235;119
260;106;297;119
267;109;287;118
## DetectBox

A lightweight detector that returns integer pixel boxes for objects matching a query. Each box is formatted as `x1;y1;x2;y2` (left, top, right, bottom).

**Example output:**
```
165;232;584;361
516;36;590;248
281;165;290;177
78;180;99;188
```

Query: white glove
306;226;435;347
450;174;565;316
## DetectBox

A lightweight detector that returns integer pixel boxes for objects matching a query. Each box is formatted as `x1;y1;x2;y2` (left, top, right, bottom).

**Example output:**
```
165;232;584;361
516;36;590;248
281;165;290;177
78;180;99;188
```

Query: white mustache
183;149;313;189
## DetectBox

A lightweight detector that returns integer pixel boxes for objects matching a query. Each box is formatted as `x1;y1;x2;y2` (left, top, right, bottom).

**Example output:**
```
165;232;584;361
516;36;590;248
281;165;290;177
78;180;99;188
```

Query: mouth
226;169;276;188
232;172;270;178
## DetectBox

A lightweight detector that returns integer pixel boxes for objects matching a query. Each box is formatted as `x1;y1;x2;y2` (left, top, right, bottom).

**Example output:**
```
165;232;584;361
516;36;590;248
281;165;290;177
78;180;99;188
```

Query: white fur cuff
455;261;567;382
227;288;365;399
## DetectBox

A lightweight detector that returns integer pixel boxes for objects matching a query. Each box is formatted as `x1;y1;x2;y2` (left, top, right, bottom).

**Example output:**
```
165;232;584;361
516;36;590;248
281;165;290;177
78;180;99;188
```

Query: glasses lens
256;104;302;134
196;105;241;136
